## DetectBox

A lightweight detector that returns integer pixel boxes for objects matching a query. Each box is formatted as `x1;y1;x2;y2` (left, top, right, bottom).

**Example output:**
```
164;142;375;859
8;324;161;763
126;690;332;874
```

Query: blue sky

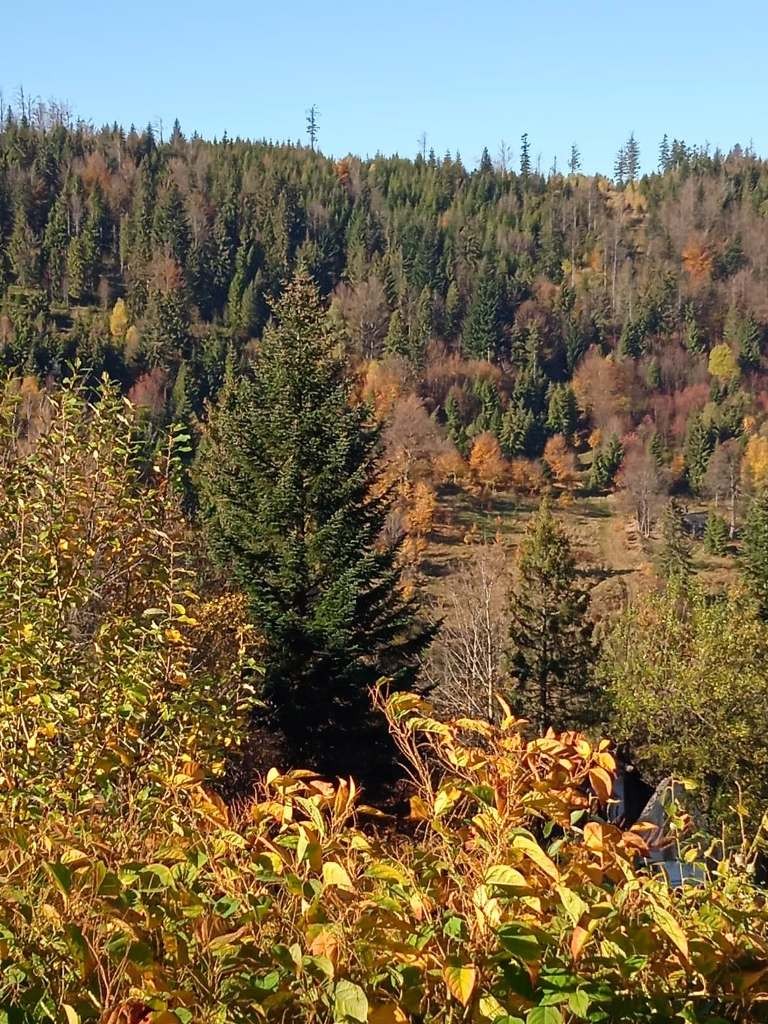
4;0;768;174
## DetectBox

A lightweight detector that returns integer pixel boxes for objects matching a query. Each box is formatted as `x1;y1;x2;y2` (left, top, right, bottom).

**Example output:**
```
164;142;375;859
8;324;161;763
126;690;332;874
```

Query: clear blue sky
4;0;768;174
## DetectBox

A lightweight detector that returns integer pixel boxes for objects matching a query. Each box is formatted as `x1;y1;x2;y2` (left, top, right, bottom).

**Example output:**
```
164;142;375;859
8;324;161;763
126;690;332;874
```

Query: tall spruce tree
198;273;432;780
658;499;692;582
463;267;500;361
508;502;598;733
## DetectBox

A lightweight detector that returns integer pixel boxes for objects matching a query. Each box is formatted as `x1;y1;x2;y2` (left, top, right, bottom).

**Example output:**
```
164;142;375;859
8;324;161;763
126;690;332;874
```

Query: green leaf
44;861;72;897
142;863;175;888
568;990;590;1018
526;1009;563;1024
498;924;540;963
334;979;369;1022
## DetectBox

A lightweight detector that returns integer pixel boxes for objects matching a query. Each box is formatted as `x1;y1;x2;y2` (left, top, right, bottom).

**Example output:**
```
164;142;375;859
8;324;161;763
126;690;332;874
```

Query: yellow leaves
469;431;507;490
409;795;431;821
512;834;560;882
708;343;739;382
570;925;590;961
485;864;531;892
648;900;689;961
588;766;613;803
743;435;768;491
323;860;355;892
368;1005;408;1024
433;784;462;817
682;236;713;284
163;627;184;645
308;925;340;966
556;884;589;925
443;962;477;1006
109;298;129;340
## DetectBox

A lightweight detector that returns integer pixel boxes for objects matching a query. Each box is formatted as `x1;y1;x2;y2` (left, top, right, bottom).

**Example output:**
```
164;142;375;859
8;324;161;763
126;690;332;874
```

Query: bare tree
424;543;510;721
617;443;666;538
704;439;743;538
332;277;389;359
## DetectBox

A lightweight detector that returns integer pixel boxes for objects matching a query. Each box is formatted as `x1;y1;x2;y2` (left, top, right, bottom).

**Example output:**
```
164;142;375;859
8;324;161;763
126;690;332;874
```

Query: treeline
4;103;768;521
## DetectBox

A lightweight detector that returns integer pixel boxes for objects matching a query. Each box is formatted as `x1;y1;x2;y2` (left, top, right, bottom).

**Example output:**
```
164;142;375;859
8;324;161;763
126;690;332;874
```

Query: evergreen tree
619;317;645;358
520;133;531;179
445;392;468;455
649;430;665;467
153;181;191;268
500;401;535;458
704;510;729;556
142;286;191;368
198;273;432;780
659;134;671;173
739;313;762;372
444;280;462;339
685;415;716;493
683;302;704;353
472;377;503;436
546;384;578;438
42;192;69;300
741;490;768;619
383;307;409;358
411;285;433;363
588;434;623;491
508;502;598;733
462;268;500;360
658;499;692;582
568;143;581;175
624;133;640;182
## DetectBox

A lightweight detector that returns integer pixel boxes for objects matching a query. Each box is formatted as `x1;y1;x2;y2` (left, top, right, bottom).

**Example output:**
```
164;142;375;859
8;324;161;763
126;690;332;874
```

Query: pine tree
508;502;598;733
659;134;671;173
472;377;503;436
384;308;409;358
739;313;762;372
649;430;665;467
568;143;581;175
445;392;468;455
683;302;704;353
411;286;433;363
500;401;535;458
704;510;729;556
462;268;500;360
444;280;462;339
520;133;531;179
198;273;432;780
153;181;191;268
658;499;692;582
742;490;768;619
142;286;191;368
624;133;640;182
546;384;578;439
42;192;68;299
619;317;645;358
589;434;623;491
685;415;715;493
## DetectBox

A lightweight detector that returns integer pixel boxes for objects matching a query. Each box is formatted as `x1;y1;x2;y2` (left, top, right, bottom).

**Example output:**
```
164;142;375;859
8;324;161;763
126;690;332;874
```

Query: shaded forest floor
421;487;739;622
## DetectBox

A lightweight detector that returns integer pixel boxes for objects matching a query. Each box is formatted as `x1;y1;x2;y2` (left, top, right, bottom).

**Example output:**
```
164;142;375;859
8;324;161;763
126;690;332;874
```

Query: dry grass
420;487;741;621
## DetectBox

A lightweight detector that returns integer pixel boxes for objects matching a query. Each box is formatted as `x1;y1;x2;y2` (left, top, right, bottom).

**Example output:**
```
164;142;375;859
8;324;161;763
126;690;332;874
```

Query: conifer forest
5;93;768;1021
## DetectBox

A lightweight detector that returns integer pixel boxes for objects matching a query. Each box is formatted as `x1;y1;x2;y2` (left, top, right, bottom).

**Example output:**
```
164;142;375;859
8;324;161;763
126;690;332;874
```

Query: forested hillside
4;105;768;530
5;99;768;1021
